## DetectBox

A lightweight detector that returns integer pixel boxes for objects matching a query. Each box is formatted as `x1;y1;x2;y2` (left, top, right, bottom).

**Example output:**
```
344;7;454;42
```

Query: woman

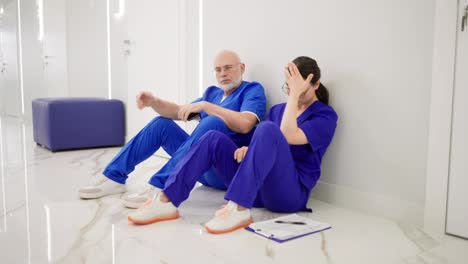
128;56;338;234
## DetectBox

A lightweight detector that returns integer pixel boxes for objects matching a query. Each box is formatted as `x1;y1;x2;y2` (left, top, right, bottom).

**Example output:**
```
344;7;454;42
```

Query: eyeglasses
282;83;313;95
213;62;242;75
281;83;290;94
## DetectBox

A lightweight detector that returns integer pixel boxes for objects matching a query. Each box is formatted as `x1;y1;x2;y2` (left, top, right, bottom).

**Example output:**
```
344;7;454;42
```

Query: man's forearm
203;102;257;134
151;98;181;120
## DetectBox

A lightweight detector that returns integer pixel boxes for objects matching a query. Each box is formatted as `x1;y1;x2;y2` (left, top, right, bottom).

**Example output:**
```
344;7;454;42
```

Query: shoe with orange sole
205;201;253;234
128;194;179;225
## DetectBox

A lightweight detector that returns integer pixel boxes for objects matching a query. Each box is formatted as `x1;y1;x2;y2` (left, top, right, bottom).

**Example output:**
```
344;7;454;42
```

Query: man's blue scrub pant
163;121;310;213
102;116;229;189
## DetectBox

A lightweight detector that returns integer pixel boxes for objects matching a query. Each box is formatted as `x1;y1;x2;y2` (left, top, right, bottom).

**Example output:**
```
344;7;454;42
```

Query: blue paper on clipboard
245;214;331;243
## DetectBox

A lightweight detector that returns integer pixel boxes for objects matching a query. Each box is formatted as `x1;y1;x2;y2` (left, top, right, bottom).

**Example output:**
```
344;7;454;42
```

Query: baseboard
310;181;425;226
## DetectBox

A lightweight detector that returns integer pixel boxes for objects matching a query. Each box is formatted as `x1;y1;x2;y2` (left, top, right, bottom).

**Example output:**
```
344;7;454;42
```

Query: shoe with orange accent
204;201;253;234
127;193;179;225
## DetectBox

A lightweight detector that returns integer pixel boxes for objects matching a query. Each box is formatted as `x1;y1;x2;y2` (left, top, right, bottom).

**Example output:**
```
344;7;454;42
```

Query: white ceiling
0;0;15;8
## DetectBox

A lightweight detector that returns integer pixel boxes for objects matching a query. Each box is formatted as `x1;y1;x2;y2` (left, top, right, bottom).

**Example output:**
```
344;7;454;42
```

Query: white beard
220;77;242;92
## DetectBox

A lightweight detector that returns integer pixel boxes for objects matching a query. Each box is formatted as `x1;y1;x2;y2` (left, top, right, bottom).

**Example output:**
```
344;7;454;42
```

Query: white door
0;30;5;115
446;0;468;239
66;0;107;98
125;0;184;137
1;1;21;117
42;0;68;98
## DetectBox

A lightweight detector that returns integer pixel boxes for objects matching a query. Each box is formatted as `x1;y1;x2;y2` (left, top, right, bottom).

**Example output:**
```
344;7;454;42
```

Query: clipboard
245;214;331;243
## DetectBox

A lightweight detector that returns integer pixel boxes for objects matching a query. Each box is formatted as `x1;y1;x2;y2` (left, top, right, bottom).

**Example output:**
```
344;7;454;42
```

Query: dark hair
292;56;329;105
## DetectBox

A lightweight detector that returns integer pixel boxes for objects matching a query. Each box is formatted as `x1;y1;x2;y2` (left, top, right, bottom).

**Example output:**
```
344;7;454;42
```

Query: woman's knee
255;121;281;136
198;130;228;146
251;121;283;143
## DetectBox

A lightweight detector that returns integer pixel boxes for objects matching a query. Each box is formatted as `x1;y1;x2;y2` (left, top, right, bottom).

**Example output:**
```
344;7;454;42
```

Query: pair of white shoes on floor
128;197;253;234
78;175;253;234
78;174;158;208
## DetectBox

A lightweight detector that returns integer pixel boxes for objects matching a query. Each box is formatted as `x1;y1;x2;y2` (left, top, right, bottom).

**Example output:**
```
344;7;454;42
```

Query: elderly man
78;50;266;208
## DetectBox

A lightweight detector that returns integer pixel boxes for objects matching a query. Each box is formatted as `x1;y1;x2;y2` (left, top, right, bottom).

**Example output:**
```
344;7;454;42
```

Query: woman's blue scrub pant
102;116;229;190
163;121;310;213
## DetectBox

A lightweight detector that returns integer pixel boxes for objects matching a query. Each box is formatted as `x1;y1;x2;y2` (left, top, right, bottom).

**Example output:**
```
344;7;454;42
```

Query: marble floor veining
0;116;467;264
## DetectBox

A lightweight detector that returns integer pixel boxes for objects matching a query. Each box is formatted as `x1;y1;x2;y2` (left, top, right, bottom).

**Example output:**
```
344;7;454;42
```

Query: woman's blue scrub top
267;100;338;190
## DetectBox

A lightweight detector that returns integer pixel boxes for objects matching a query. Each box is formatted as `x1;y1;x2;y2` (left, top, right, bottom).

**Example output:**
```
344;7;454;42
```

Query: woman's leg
163;130;240;207
225;121;308;213
203;122;307;233
128;130;240;225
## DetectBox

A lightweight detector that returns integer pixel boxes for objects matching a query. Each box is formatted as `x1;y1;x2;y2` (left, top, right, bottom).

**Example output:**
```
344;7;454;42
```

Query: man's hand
178;102;206;121
136;91;157;110
234;146;248;163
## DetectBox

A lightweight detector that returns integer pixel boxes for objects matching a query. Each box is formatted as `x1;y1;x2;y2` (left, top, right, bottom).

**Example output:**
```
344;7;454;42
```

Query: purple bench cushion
32;98;125;151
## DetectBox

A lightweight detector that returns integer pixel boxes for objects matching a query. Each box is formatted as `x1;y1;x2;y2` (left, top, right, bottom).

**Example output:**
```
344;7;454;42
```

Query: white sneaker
127;193;179;225
121;185;161;209
78;174;126;199
204;201;254;234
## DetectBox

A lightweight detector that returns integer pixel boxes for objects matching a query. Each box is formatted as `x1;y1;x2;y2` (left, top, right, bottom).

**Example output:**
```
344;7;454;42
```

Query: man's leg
79;117;189;199
103;116;189;183
148;115;231;189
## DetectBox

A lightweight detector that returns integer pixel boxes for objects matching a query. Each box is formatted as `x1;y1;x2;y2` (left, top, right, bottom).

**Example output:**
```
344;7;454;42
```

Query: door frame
424;0;464;237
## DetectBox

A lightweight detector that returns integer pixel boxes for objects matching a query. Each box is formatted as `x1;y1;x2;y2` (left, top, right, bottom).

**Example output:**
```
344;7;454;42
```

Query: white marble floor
0;116;467;264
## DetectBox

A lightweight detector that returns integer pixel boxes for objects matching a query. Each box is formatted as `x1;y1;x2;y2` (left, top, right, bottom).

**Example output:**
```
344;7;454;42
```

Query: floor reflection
0;116;6;233
0;115;467;264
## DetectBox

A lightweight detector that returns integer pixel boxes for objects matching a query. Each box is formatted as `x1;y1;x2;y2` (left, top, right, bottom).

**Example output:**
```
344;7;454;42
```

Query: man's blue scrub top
193;81;266;146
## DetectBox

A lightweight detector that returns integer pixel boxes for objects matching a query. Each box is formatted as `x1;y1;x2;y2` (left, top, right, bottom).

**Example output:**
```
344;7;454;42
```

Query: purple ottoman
32;98;125;151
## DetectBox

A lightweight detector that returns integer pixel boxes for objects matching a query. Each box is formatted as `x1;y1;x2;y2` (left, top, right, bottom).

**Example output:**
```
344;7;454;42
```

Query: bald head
213;50;245;93
213;50;242;66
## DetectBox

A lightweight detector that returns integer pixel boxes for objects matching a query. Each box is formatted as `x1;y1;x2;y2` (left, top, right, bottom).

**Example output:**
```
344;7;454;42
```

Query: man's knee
145;116;176;131
199;115;226;126
150;116;173;126
195;115;228;134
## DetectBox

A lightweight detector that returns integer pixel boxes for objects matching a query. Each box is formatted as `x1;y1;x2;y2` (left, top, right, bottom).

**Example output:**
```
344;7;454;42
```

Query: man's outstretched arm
136;91;181;120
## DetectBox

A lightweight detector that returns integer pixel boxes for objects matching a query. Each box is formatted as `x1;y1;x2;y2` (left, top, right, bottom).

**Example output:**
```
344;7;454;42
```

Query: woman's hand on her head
234;146;248;163
284;62;313;98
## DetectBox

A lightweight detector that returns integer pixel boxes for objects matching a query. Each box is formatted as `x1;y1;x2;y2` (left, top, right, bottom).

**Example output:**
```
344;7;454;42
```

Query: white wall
204;0;435;225
183;0;202;102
